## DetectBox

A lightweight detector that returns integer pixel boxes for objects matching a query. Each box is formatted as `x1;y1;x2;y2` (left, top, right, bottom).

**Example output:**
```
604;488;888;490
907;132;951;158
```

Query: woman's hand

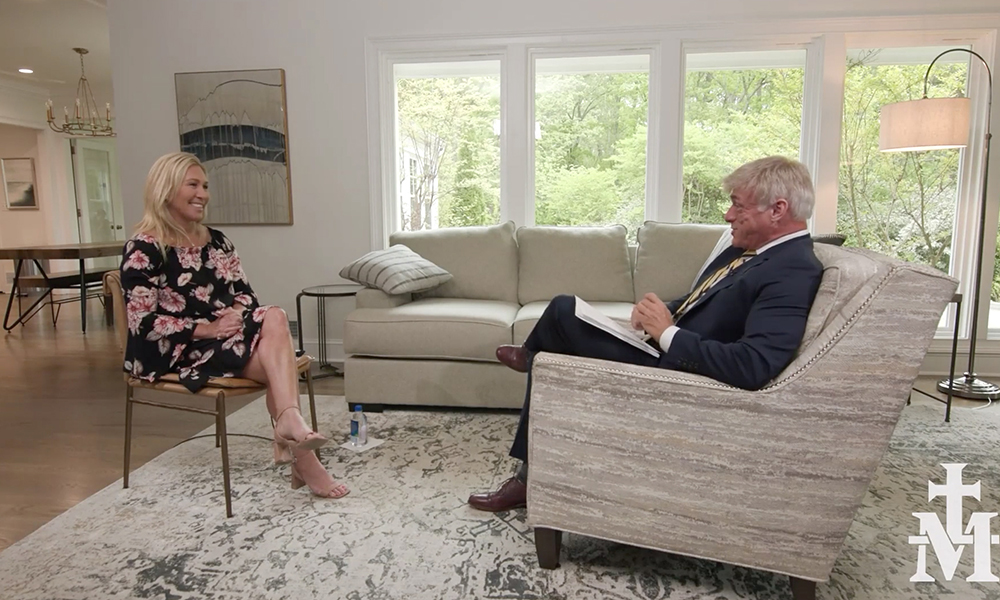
193;309;243;340
212;309;243;339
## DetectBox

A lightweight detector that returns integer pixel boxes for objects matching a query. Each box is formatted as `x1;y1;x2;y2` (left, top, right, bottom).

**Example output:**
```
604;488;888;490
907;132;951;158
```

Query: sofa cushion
513;300;635;345
390;221;518;303
339;244;452;294
633;222;729;303
517;225;633;305
344;298;518;361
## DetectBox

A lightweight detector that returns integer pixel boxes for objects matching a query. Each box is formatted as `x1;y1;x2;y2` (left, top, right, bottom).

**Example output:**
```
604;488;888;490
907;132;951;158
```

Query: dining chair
103;270;319;517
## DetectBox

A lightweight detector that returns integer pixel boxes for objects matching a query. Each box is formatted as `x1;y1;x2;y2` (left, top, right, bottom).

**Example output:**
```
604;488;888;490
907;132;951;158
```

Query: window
534;55;650;235
838;46;968;274
393;60;501;231
682;50;807;224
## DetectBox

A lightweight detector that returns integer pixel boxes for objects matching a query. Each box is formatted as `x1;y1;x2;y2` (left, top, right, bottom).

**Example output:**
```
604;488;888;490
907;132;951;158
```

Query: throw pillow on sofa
339;245;452;295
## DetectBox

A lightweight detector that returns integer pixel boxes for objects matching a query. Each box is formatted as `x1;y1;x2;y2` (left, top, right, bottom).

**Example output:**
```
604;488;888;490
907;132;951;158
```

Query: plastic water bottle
350;405;368;446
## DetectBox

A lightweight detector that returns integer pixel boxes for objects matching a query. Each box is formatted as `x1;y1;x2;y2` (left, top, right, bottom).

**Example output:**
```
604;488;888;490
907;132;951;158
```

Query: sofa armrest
355;288;412;309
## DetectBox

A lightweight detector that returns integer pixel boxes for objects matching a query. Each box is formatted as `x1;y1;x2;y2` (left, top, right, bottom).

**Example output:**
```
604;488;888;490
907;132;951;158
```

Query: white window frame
839;30;996;343
527;46;659;227
677;38;818;225
365;17;999;359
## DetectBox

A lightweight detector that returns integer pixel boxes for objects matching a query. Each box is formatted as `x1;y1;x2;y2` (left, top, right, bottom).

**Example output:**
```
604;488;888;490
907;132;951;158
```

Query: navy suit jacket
660;234;823;390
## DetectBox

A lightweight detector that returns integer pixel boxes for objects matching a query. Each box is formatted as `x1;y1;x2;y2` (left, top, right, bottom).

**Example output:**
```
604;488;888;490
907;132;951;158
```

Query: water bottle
350;405;368;446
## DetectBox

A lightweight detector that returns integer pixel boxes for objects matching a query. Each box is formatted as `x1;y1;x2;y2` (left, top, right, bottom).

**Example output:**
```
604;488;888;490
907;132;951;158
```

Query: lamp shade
879;97;971;152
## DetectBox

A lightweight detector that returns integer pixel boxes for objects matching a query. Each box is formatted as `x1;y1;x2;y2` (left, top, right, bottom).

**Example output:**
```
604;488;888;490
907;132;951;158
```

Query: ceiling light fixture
18;68;33;74
45;48;115;137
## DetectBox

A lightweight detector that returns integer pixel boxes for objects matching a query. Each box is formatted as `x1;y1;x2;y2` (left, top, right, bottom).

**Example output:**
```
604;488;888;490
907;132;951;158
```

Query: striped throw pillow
339;245;452;295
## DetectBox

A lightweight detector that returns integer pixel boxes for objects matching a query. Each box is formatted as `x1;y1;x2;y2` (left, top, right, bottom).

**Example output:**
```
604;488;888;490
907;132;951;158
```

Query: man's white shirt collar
754;228;810;255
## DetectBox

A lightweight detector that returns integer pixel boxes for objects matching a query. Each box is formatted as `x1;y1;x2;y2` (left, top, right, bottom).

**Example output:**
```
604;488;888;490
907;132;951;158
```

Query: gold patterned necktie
673;250;757;320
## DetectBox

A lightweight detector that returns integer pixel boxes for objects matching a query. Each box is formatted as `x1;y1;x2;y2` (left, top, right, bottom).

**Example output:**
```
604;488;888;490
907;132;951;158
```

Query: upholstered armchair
525;244;958;600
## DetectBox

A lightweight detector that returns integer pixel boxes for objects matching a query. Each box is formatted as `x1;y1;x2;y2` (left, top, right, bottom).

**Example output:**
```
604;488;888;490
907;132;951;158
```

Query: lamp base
936;373;1000;401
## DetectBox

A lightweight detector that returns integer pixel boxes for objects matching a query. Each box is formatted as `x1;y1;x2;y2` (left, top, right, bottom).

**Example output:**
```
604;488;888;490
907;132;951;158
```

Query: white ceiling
0;0;112;102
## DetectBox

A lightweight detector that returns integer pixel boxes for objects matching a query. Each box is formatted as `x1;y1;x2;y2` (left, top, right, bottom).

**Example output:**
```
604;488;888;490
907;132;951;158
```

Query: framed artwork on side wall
2;158;38;210
174;68;293;225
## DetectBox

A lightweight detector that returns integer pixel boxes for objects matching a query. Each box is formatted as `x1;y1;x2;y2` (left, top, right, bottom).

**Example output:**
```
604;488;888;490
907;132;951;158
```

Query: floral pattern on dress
120;228;272;393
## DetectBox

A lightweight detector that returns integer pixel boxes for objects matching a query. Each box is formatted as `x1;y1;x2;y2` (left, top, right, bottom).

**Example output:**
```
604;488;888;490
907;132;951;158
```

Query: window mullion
802;33;846;234
502;44;530;227
655;36;684;223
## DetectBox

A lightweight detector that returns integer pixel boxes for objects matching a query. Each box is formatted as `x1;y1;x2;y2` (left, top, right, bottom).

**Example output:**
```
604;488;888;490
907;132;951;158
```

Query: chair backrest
102;270;127;360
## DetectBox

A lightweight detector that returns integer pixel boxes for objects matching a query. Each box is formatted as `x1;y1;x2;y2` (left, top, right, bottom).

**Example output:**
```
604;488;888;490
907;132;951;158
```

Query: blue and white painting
175;68;292;225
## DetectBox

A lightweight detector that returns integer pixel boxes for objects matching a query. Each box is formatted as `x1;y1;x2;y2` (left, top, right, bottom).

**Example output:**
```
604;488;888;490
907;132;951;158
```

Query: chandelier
45;48;115;137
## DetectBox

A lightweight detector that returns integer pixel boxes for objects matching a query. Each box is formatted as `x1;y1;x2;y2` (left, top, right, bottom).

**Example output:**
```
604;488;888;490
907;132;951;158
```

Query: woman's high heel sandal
270;416;294;465
273;406;329;456
291;463;350;499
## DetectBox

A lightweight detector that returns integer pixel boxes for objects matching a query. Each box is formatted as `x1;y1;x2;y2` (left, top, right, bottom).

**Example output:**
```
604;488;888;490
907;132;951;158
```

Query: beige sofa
343;220;729;409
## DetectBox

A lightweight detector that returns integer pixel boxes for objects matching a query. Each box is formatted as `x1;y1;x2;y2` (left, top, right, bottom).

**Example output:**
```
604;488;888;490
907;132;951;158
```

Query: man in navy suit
468;155;825;512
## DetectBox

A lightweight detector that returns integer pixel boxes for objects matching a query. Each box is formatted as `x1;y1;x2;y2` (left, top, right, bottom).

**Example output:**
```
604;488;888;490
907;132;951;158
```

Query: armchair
525;245;958;600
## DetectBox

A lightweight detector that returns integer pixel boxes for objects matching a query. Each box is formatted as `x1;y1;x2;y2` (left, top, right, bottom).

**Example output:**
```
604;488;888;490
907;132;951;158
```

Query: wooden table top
0;241;124;260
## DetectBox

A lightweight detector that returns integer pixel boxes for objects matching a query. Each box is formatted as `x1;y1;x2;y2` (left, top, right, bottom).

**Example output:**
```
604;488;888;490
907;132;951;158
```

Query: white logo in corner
910;463;999;583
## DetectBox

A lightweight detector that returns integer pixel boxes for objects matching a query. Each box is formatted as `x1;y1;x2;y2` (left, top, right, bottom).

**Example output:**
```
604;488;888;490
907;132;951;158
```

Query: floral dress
120;228;272;392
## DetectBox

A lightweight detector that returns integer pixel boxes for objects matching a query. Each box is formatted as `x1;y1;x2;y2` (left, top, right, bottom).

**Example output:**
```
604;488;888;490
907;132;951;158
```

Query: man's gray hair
722;156;815;221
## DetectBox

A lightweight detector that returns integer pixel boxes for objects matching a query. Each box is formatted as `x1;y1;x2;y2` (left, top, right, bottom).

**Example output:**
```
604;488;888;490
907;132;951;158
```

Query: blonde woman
120;152;348;499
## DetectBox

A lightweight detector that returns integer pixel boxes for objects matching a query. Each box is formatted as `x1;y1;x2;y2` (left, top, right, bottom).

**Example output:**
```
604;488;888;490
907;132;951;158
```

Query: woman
120;152;348;499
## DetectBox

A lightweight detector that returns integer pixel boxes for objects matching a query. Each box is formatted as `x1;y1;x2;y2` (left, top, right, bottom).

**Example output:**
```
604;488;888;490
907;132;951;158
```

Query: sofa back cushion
517;225;633;304
390;221;519;303
633;222;729;303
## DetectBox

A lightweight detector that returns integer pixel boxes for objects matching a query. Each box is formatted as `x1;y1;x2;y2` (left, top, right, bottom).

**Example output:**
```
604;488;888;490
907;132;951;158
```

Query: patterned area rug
1;394;999;600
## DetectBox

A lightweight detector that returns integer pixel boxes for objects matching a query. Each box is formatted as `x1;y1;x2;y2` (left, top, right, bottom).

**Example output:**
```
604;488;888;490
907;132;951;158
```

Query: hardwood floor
0;295;343;552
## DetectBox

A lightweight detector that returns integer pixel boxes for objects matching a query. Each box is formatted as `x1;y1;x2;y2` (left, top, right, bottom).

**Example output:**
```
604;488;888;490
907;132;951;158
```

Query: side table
909;291;961;422
296;284;363;379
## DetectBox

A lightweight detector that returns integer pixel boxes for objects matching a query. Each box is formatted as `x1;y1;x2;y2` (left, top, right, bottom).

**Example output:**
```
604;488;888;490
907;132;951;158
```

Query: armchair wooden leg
123;385;134;488
790;577;816;600
535;528;562;569
305;367;320;461
216;391;233;518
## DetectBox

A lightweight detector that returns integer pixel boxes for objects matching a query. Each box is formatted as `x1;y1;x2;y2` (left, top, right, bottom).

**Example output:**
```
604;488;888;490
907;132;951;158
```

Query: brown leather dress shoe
496;344;529;373
468;477;527;512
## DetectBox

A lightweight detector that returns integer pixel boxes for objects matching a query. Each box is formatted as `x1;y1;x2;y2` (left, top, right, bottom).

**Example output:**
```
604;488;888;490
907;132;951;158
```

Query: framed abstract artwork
174;68;293;225
2;158;38;210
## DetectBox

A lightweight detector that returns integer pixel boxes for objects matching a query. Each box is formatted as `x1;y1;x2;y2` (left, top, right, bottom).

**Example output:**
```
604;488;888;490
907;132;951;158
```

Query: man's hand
634;292;674;340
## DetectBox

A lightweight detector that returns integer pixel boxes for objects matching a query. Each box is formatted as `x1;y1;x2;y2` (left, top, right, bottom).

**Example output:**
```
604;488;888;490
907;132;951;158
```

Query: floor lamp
880;48;996;400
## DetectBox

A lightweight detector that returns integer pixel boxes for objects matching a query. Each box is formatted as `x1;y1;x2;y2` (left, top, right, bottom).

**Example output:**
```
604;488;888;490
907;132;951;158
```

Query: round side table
296;284;363;378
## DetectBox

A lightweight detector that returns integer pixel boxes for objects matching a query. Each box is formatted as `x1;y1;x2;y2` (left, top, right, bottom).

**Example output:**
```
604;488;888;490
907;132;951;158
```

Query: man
468;155;825;512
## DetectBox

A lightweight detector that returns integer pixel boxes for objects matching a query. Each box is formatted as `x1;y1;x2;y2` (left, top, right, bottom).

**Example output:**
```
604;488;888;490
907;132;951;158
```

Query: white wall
106;0;1000;363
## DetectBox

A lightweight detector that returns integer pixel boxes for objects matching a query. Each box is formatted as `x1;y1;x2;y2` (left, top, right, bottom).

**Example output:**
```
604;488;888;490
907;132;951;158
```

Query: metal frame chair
103;270;318;517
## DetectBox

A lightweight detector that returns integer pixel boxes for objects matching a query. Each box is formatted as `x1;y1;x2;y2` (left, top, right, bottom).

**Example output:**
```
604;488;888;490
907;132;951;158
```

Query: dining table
0;241;123;333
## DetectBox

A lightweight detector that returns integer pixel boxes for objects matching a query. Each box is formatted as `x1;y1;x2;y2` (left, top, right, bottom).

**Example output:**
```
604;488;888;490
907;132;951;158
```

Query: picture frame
2;157;38;210
174;68;294;225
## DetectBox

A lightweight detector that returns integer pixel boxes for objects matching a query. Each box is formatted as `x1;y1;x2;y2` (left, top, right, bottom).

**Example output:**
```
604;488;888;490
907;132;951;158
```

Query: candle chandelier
45;48;115;137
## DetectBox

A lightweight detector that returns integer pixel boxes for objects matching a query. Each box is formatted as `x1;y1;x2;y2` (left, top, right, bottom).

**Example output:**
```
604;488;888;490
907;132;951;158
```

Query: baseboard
302;339;345;365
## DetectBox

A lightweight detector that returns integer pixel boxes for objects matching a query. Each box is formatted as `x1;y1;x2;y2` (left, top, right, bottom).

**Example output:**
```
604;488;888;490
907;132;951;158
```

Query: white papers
574;296;660;357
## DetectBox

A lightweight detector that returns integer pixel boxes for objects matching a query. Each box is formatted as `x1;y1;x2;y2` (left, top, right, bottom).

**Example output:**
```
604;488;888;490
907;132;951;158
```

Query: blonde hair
134;152;207;248
722;156;815;221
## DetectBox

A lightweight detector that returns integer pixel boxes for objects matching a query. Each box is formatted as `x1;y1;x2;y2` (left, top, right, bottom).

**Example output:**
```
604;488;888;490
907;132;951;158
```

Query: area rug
1;395;999;600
